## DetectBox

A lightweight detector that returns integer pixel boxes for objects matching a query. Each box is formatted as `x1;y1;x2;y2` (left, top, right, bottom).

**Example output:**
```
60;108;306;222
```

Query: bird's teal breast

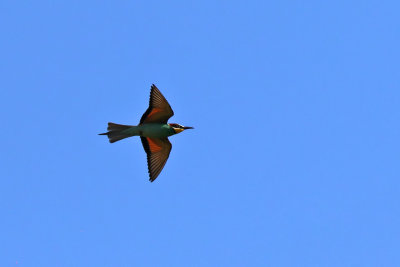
127;123;175;138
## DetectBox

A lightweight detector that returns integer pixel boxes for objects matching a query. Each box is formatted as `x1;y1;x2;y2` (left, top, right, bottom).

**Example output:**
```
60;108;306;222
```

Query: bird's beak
183;126;194;130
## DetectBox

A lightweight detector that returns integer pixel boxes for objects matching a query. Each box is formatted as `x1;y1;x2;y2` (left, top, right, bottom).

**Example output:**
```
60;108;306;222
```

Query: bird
99;84;193;182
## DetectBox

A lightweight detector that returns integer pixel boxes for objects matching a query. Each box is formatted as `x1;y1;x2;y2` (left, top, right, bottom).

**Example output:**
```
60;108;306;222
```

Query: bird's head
169;123;194;134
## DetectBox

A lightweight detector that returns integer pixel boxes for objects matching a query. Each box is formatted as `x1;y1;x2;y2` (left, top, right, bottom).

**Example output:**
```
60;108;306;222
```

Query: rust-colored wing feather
140;84;174;124
140;137;172;182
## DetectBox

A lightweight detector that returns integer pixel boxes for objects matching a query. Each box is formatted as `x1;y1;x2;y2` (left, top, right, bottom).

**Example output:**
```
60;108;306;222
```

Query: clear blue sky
1;1;399;266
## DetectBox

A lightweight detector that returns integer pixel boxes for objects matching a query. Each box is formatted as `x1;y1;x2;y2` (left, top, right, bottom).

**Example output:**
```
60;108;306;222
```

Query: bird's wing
140;84;174;124
140;137;172;182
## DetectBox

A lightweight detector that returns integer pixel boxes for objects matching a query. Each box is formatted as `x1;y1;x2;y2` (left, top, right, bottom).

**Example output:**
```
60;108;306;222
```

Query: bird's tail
98;122;134;143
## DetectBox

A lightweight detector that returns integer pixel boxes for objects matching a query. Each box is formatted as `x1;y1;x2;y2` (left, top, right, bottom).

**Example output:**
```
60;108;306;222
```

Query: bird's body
99;84;193;182
122;123;176;138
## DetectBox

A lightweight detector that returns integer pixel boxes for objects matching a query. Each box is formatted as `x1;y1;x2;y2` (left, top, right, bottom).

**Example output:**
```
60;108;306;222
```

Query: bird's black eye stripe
170;123;184;128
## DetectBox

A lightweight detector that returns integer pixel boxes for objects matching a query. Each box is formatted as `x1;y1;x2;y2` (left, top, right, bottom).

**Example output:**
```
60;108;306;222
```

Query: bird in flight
99;84;193;182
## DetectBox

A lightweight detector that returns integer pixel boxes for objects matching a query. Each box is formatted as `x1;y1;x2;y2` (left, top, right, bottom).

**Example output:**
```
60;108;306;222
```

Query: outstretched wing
140;84;174;124
140;137;172;182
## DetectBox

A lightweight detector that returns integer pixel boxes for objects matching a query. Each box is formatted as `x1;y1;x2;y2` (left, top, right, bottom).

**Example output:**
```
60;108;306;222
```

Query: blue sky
1;1;399;266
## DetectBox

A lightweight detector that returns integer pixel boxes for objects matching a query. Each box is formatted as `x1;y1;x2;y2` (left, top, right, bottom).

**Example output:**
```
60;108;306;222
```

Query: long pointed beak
183;126;194;130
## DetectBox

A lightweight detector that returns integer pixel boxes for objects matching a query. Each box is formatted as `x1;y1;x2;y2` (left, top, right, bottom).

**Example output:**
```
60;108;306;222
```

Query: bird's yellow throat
173;128;185;133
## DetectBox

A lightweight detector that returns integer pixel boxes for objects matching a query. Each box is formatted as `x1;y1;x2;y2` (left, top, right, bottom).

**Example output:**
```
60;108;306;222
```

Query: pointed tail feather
99;122;134;143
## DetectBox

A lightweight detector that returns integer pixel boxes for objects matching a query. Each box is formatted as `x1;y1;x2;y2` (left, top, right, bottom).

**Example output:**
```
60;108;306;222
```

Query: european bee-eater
99;84;193;182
